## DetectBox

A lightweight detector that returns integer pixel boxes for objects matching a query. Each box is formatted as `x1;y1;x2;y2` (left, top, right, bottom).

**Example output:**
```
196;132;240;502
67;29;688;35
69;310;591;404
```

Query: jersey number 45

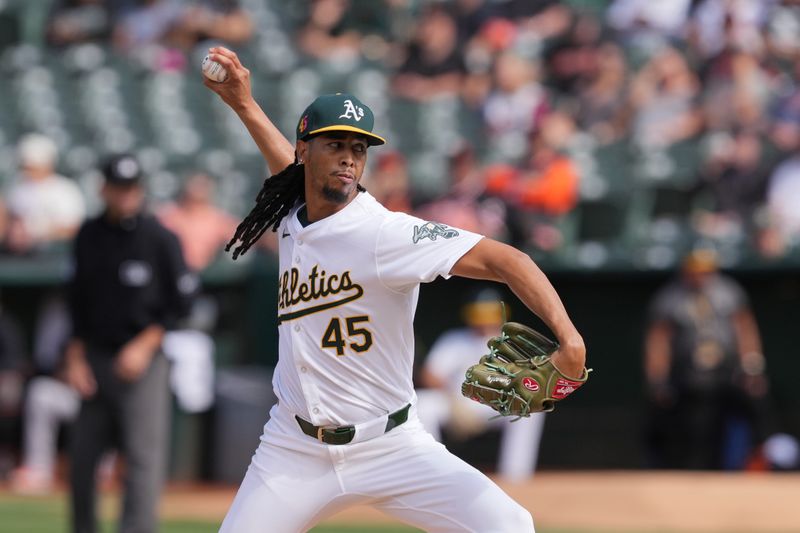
322;316;373;356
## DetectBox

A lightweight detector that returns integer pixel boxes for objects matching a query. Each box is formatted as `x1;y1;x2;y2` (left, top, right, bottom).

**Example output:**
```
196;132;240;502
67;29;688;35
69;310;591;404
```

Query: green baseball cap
296;93;386;146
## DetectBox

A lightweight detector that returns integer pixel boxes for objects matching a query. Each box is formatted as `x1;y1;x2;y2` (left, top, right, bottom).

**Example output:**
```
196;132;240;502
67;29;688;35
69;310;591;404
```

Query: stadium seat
569;199;633;268
665;138;702;185
592;138;636;197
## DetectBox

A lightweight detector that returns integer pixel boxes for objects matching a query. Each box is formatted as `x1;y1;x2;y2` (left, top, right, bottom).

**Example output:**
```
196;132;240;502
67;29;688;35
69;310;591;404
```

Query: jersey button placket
290;320;320;421
290;236;322;425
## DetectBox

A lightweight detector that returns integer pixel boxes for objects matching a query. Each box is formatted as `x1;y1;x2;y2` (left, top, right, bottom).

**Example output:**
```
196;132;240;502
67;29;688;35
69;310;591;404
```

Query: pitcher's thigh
219;456;346;533
370;436;534;533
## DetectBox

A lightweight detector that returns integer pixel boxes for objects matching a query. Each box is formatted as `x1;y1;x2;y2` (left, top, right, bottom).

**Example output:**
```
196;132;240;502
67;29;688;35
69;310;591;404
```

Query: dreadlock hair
226;157;366;260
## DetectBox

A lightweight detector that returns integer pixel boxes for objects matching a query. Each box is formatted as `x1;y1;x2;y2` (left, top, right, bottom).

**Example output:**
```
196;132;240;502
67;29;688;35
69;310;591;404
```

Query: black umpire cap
102;154;143;185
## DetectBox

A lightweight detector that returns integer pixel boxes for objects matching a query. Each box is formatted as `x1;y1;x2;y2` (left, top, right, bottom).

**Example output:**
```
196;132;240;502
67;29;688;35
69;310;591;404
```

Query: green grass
0;497;422;532
0;495;599;532
0;495;422;533
0;496;694;533
1;494;773;533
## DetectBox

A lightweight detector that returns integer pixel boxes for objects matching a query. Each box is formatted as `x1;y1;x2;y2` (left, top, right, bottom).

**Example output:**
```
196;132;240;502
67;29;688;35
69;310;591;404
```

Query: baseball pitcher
203;46;589;533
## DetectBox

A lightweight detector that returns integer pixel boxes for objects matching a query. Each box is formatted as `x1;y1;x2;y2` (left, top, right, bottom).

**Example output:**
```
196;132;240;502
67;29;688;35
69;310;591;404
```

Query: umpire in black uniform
63;154;196;533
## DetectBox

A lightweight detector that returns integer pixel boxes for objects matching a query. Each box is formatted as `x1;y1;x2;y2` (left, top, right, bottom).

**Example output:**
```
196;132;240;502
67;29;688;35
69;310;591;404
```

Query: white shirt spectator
483;83;548;161
691;0;774;57
6;173;86;243
484;83;548;138
607;0;693;38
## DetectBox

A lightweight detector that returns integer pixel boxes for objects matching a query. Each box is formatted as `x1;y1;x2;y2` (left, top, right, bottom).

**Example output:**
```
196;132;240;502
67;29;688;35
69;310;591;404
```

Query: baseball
202;55;228;83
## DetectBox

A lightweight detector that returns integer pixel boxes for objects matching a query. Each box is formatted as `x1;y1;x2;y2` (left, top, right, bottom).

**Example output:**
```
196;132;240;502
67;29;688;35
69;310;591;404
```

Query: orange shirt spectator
485;156;579;216
519;157;579;214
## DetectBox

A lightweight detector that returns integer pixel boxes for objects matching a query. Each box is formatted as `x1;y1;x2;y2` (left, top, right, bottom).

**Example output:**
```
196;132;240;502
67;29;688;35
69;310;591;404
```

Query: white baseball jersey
273;191;483;426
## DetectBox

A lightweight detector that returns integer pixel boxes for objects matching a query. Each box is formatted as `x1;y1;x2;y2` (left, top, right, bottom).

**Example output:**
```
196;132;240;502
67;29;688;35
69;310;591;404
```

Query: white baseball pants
219;403;535;533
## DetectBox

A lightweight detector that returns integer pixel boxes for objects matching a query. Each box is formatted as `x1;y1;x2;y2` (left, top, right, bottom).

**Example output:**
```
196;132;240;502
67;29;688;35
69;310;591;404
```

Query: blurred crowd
0;0;799;264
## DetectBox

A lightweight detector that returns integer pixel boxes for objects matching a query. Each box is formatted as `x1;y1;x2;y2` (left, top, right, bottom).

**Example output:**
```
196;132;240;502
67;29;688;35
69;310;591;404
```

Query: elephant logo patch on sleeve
412;222;459;243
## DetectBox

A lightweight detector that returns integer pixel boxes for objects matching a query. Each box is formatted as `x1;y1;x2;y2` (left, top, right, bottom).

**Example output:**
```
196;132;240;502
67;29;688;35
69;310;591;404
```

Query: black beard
322;184;350;204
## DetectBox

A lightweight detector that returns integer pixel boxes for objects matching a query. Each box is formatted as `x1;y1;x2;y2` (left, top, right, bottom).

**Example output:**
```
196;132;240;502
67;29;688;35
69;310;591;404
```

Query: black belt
295;404;411;445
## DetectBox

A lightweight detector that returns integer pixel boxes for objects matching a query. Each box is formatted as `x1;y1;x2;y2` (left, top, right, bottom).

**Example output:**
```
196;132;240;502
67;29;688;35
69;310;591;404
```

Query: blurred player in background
417;287;545;483
644;248;770;470
4;133;87;490
63;154;195;533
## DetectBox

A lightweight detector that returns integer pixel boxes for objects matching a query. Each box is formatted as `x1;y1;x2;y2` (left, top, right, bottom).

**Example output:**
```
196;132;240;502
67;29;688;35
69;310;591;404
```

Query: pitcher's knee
499;505;534;532
482;498;534;532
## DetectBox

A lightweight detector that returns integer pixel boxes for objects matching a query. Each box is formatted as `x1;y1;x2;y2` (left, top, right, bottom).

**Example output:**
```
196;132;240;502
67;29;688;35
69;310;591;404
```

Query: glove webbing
483;360;517;377
464;379;534;421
